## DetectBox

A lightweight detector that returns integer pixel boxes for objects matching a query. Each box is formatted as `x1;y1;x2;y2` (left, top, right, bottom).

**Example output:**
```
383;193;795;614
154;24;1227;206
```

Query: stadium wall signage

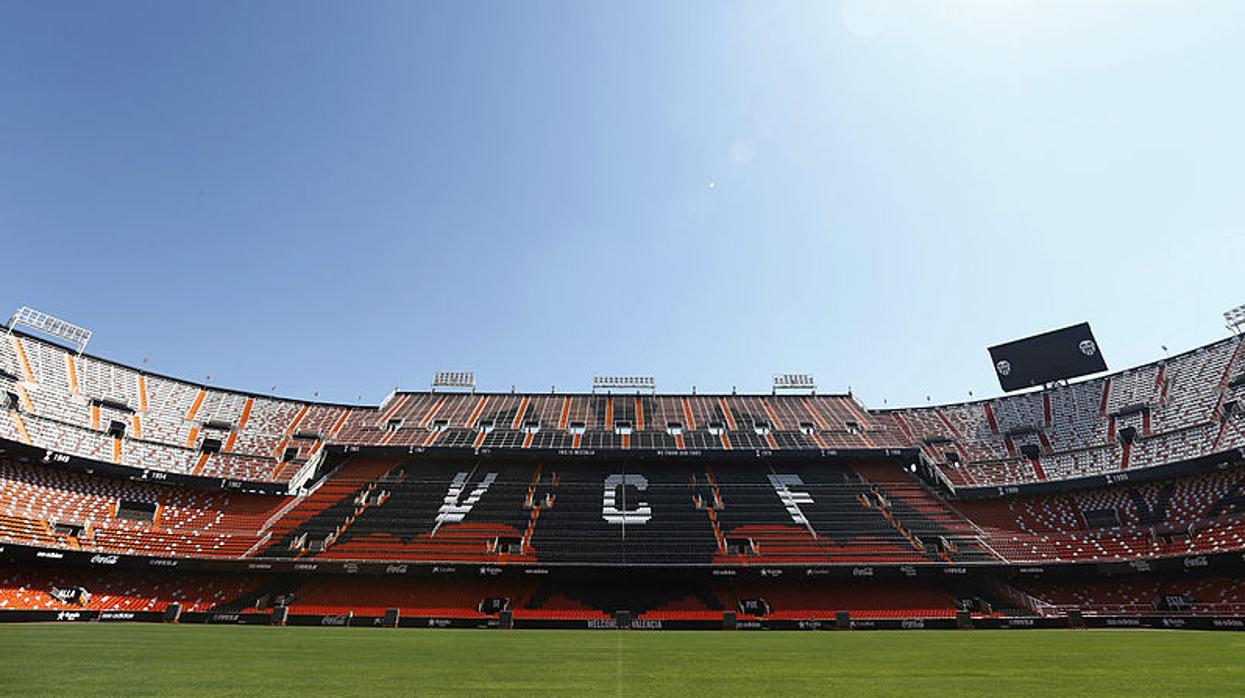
6;610;1240;632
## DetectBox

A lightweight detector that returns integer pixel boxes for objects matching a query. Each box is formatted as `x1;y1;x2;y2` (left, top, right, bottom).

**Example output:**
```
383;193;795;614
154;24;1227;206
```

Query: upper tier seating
892;336;1245;489
5;325;1245;491
1;333;356;485
1;330;904;486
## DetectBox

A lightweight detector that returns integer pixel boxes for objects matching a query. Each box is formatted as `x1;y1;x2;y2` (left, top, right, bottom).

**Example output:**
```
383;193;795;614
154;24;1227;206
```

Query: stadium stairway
261;458;399;557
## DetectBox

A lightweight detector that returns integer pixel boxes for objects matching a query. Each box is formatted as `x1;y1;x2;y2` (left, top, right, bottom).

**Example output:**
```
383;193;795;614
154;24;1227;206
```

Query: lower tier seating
0;564;263;613
261;457;991;565
957;464;1245;563
0;458;283;558
1016;575;1245;615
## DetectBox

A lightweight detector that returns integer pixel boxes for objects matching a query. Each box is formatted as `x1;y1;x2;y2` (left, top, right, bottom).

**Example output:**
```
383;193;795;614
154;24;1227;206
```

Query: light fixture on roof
772;374;816;394
6;306;92;355
592;376;656;393
1226;304;1245;334
432;371;476;391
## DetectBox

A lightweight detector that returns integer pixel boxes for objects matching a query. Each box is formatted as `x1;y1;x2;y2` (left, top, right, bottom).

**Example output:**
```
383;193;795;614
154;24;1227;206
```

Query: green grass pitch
2;625;1243;696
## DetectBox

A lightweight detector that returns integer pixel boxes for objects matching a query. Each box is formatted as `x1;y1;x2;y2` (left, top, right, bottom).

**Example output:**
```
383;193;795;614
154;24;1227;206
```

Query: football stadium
6;1;1245;695
3;306;1245;694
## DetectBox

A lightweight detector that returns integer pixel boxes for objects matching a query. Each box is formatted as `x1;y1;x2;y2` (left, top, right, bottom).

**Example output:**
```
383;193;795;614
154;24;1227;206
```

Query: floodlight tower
6;306;93;355
1225;304;1245;335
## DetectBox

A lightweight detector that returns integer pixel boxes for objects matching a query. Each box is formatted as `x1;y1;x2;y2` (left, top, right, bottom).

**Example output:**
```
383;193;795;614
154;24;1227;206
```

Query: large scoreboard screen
988;323;1108;392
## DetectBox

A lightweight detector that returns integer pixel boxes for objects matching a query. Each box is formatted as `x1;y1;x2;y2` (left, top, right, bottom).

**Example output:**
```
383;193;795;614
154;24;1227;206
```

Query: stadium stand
890;335;1245;490
0;563;263;613
957;464;1245;562
0;459;280;558
1015;575;1245;616
3;319;1245;628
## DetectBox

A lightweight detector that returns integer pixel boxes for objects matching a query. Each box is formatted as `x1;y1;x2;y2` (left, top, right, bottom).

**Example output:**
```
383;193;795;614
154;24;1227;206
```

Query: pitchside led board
988;322;1108;392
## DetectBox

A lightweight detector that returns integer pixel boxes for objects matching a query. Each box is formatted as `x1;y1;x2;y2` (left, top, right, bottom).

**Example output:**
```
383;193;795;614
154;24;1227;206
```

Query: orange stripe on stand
65;355;79;394
557;397;570;430
272;462;295;483
674;433;685;450
717;398;738;431
378;394;409;423
185;427;200;449
621;433;630;450
15;385;35;414
236;398;254;429
223;432;238;452
136;375;149;412
604;397;614;431
473;430;487;449
803;397;831;431
9;336;34;382
271;438;290;460
192;453;210;476
418;396;446;428
185;390;206;421
130;414;143;440
329;409;350;437
720;433;732;450
765;433;778;450
522;431;535;449
682;398;696;431
761;399;783;430
465;395;490;428
90;404;101;431
10;411;31;444
635;397;645;431
511;397;531;430
111;438;122;464
842;396;872;425
285;404;310;435
572;433;582;449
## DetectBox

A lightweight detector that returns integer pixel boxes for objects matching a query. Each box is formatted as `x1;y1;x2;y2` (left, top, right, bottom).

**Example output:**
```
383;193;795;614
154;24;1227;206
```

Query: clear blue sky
2;1;1243;407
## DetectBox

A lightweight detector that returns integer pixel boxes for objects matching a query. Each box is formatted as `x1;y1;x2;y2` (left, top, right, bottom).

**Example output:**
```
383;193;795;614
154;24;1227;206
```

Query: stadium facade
2;319;1244;630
